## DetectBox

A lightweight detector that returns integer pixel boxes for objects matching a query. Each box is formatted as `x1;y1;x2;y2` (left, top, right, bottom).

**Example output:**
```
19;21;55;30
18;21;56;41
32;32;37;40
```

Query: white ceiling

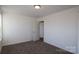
1;5;78;18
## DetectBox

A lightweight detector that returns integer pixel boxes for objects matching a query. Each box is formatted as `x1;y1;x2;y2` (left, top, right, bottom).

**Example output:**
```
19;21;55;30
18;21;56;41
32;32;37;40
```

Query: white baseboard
44;40;76;53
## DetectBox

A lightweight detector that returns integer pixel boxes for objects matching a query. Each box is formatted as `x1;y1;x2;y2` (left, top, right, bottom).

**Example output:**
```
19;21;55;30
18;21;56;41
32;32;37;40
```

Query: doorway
39;21;44;42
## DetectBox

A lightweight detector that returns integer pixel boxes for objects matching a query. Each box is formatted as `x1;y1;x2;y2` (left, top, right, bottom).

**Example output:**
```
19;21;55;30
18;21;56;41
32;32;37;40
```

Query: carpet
1;41;72;54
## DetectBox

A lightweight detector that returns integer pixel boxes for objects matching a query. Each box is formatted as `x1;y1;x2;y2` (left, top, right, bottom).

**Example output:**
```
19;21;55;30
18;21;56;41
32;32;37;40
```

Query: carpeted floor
1;41;72;54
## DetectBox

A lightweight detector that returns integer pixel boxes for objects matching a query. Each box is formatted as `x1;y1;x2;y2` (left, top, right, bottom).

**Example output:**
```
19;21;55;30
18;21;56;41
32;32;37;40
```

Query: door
39;21;44;41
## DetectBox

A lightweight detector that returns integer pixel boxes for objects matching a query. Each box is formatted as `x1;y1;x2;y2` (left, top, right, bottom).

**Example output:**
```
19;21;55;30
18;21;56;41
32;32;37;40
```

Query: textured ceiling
1;5;78;18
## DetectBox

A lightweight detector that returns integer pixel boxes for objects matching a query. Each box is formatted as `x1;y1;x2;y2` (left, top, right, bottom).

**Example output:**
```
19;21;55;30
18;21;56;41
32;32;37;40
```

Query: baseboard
2;40;33;47
44;40;74;54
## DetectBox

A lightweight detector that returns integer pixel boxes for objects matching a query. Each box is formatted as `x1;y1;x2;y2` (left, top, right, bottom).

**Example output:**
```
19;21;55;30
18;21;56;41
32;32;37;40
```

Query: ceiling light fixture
34;5;41;9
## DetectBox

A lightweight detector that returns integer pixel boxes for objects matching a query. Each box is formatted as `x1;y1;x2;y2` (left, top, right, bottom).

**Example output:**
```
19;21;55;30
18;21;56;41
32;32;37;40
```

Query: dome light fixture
34;5;41;9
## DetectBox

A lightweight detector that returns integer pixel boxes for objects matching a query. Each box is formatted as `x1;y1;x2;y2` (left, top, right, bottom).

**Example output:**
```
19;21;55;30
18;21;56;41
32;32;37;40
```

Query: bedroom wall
38;7;79;53
0;9;2;53
77;7;79;53
2;12;39;46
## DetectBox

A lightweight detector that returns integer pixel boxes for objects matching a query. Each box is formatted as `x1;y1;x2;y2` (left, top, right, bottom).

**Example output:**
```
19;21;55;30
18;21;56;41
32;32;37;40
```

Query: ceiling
1;5;78;18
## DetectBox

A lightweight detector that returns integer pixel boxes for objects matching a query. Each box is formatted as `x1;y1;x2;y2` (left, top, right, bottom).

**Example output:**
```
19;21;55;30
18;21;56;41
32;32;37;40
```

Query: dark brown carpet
1;41;72;54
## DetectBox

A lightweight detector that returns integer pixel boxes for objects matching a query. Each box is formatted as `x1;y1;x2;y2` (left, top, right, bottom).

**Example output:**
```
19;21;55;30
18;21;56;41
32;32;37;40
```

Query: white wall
2;12;39;46
32;18;40;41
0;9;2;53
38;7;79;53
0;13;1;52
77;7;79;53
